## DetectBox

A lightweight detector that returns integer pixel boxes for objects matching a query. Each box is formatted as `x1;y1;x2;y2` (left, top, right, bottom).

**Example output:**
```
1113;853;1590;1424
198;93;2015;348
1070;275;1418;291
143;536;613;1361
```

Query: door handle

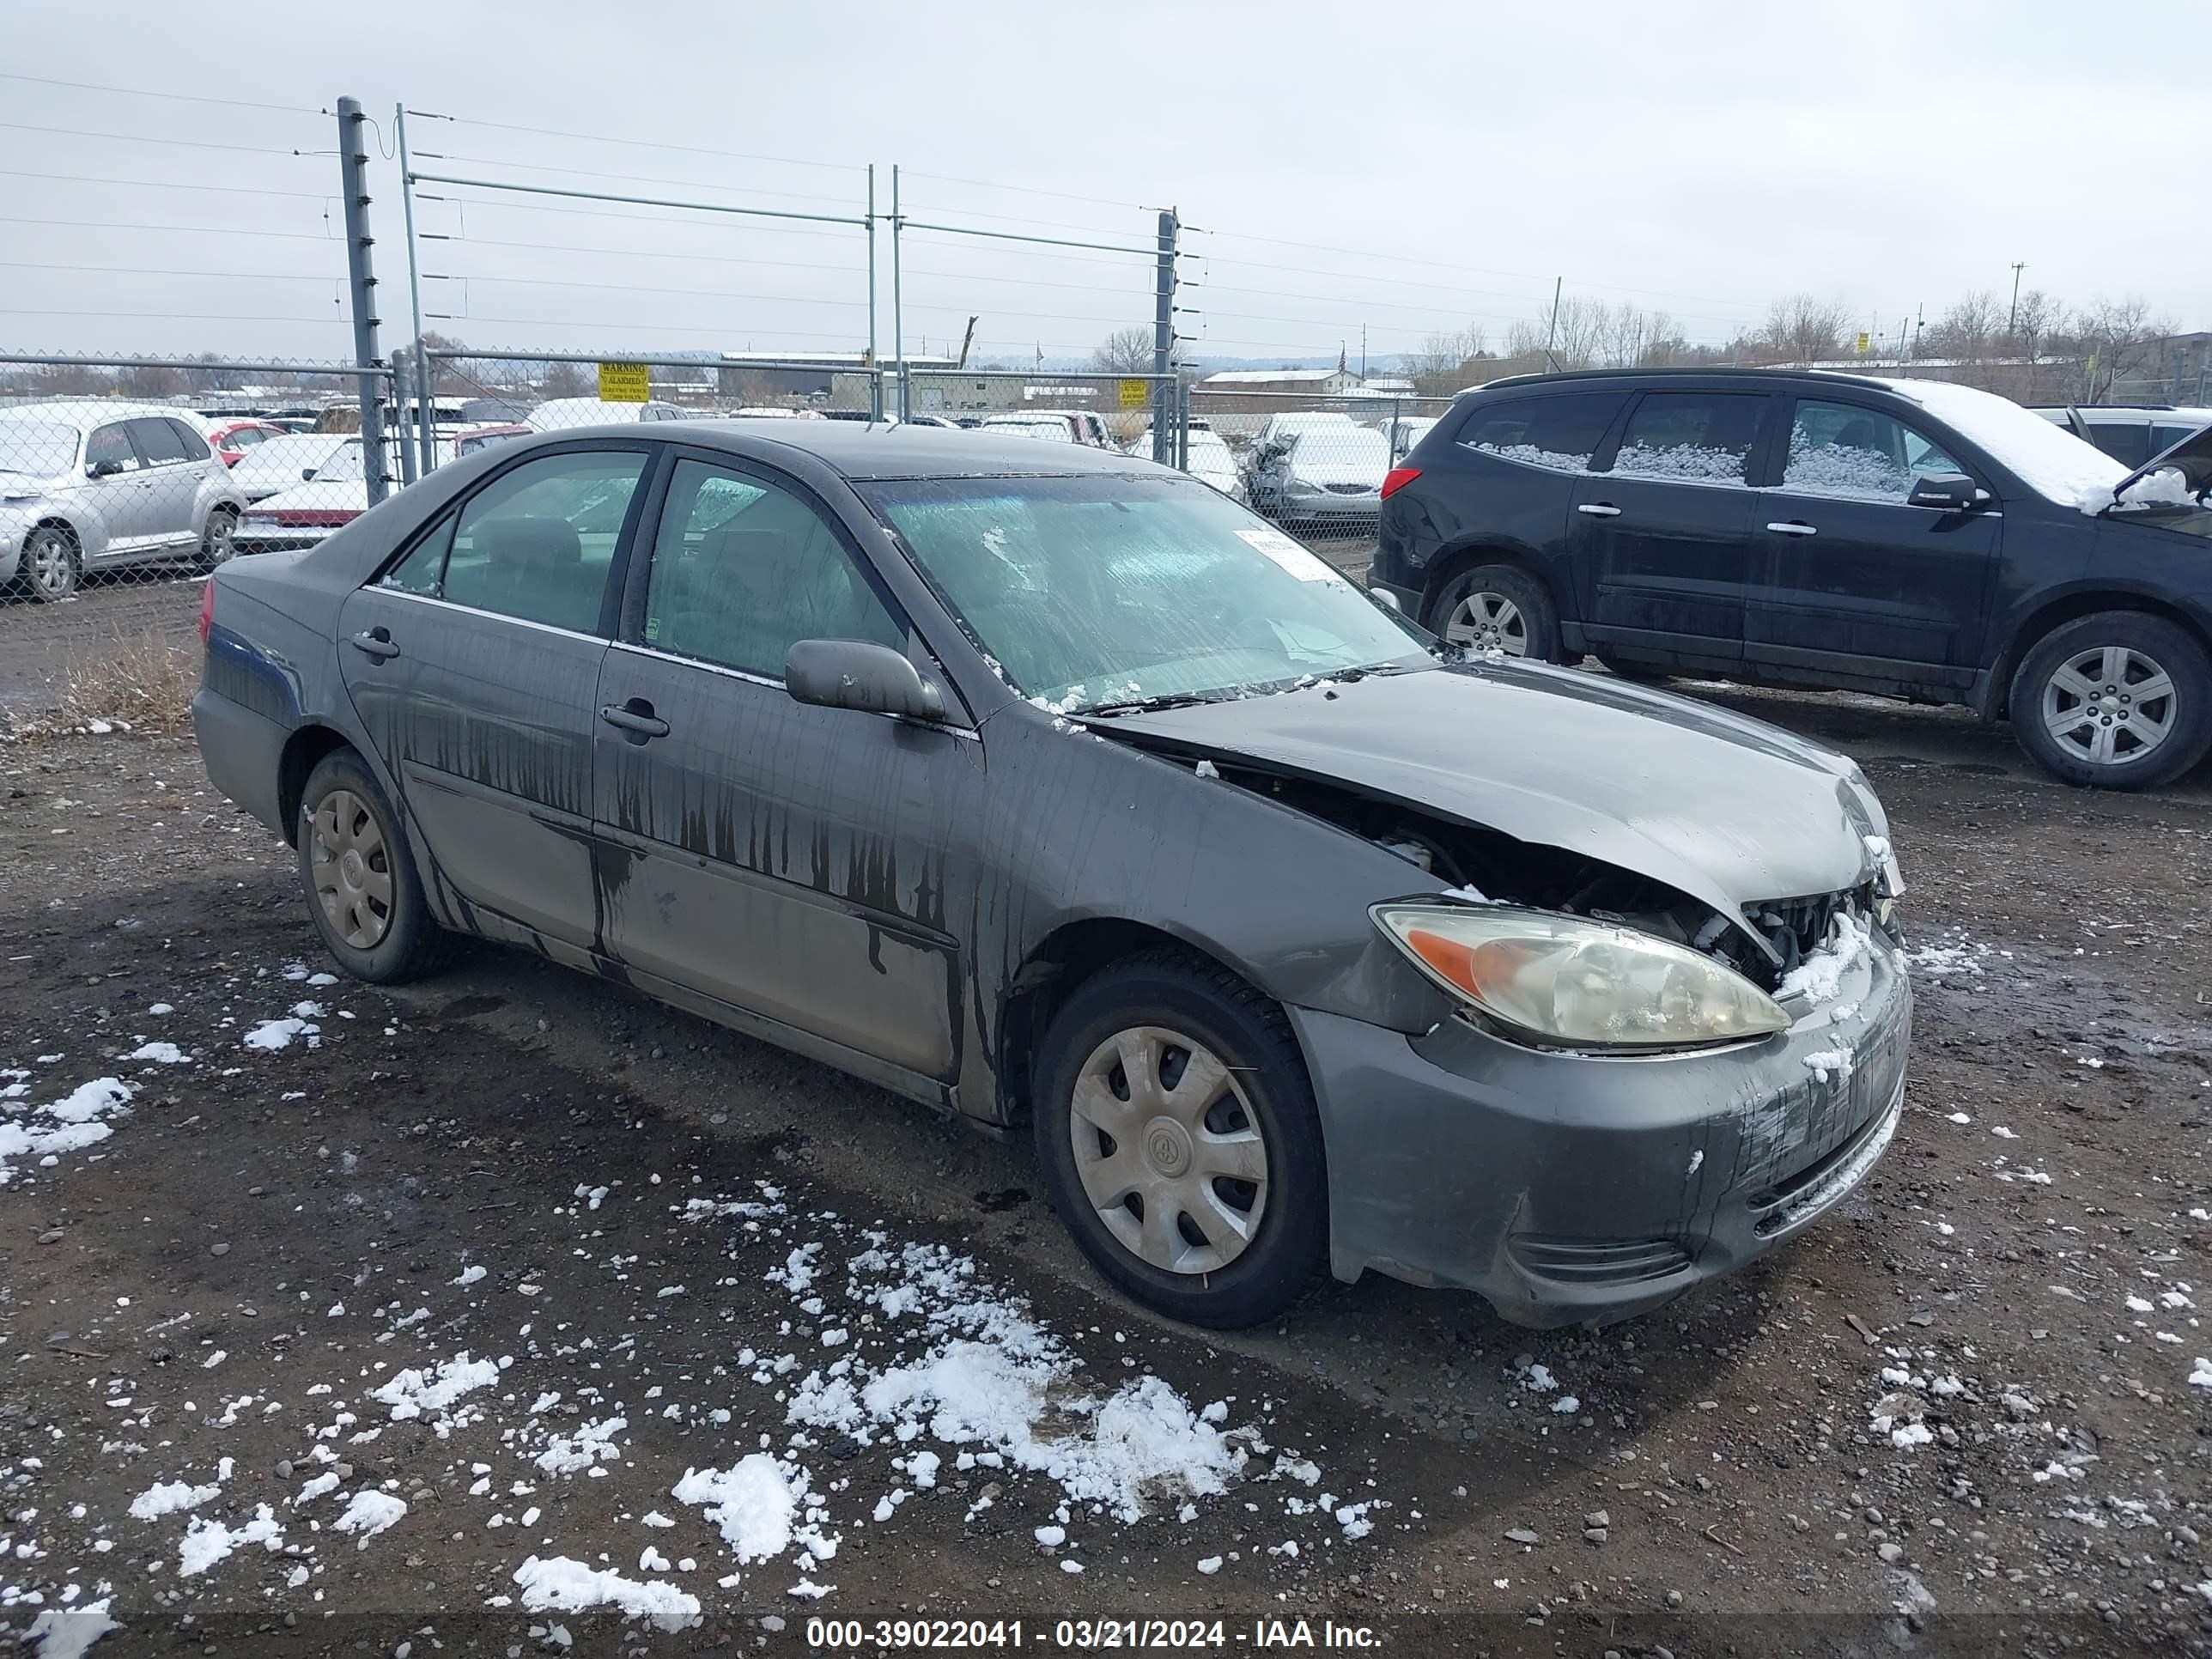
1576;502;1622;518
347;629;400;661
1765;520;1819;537
599;701;670;740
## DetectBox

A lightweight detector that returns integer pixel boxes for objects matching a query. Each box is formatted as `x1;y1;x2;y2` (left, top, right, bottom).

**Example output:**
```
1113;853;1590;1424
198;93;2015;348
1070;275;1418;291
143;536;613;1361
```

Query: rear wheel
21;526;80;602
2009;611;2211;790
198;506;238;571
1428;562;1559;661
1031;951;1327;1329
296;750;455;982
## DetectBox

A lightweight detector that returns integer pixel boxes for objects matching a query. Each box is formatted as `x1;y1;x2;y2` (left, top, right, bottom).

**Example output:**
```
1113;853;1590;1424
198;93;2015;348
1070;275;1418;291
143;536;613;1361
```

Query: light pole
2008;263;2026;336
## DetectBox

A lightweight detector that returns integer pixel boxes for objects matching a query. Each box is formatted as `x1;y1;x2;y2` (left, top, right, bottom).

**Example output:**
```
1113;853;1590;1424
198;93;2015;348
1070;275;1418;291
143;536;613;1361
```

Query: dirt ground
3;614;2212;1656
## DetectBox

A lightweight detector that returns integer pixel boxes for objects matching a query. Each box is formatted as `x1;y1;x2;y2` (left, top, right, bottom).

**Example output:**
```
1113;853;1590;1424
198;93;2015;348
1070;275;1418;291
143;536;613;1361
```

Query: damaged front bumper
1291;923;1911;1328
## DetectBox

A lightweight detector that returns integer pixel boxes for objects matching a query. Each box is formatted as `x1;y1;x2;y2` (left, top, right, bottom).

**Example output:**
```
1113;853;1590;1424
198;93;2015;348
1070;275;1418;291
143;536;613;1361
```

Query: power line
0;216;338;243
416;190;860;246
410;107;866;174
0;168;333;202
421;270;866;309
0;121;320;160
416;149;866;214
0;71;322;117
0;261;343;283
899;168;1148;212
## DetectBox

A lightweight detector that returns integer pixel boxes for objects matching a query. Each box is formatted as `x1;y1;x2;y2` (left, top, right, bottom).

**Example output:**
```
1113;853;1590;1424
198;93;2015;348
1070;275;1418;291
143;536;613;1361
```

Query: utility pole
394;105;432;482
1151;206;1177;464
1360;325;1367;380
334;97;391;507
2008;263;2026;336
1542;277;1564;371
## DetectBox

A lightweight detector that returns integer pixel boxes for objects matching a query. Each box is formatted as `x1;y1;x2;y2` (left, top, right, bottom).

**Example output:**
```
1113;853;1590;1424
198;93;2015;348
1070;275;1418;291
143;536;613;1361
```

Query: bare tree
2070;298;2175;400
540;360;589;398
1928;291;2004;363
1089;326;1158;375
1406;324;1490;392
1758;295;1850;365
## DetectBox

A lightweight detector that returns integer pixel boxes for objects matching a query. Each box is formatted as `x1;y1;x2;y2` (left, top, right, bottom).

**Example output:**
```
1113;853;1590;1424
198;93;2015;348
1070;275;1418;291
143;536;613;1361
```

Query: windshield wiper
1074;692;1229;718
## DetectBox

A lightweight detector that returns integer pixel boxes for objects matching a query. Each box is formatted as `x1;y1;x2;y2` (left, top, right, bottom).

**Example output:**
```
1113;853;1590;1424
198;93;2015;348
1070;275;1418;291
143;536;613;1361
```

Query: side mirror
1907;471;1978;511
1369;586;1402;614
302;468;318;481
86;458;125;478
785;639;945;723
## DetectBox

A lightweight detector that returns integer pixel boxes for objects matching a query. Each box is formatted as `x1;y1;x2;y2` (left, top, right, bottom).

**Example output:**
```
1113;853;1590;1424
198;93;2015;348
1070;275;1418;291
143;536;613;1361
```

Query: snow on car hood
1091;661;1888;954
1286;434;1389;489
1872;377;2128;514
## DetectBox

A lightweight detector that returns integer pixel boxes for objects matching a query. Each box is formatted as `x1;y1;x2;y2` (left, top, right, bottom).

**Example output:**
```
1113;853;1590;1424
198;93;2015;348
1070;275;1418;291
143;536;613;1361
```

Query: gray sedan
192;422;1910;1329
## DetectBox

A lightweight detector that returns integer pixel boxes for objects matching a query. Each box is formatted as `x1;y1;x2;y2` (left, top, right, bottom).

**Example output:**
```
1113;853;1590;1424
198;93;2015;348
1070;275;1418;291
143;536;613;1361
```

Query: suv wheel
2009;611;2211;790
297;750;456;982
21;526;81;603
1429;563;1559;661
1031;951;1327;1328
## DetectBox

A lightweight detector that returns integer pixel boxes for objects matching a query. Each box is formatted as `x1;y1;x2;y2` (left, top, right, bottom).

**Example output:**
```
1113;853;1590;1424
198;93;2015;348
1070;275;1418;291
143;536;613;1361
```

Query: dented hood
1090;661;1887;949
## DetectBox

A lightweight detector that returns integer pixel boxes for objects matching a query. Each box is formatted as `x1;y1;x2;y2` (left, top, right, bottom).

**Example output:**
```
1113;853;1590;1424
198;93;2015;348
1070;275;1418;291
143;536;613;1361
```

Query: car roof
0;399;200;425
534;417;1158;481
1474;366;1896;394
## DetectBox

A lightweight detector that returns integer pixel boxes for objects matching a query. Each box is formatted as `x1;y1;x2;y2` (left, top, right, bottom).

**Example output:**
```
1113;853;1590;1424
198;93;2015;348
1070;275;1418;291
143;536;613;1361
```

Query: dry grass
3;627;199;739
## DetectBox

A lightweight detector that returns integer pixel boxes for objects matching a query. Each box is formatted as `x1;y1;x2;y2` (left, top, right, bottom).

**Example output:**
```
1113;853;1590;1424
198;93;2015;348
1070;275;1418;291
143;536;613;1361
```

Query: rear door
1568;390;1775;662
1747;396;2001;687
337;443;654;951
123;417;206;550
592;450;975;1087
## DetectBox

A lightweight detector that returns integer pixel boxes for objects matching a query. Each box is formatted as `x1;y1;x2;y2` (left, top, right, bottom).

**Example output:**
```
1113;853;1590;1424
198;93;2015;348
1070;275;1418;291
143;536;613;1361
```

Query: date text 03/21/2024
803;1618;1382;1649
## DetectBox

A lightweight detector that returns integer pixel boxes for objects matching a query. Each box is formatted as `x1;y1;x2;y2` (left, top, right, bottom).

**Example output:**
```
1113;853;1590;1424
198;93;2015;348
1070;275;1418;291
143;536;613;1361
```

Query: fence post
1151;208;1177;464
890;166;907;421
334;97;392;507
395;106;434;479
1176;377;1191;471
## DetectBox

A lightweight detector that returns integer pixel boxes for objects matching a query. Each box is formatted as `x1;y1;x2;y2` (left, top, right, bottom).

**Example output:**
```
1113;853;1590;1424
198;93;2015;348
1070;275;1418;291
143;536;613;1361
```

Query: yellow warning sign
1117;378;1148;410
1854;331;1871;355
598;362;650;403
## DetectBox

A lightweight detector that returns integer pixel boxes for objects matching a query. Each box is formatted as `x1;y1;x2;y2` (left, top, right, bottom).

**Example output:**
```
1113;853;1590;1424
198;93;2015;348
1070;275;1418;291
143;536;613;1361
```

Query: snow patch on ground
0;1077;132;1185
369;1353;502;1425
510;1555;702;1632
242;1017;319;1052
332;1490;406;1543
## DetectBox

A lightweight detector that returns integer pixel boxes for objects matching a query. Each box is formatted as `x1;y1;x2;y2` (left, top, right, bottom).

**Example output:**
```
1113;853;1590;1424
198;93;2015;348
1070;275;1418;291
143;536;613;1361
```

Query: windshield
0;417;79;477
986;419;1073;442
863;474;1431;712
245;434;343;472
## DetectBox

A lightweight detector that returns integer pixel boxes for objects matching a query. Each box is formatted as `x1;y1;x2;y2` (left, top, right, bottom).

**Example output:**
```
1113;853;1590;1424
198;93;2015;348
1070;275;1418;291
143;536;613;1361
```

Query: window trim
617;444;943;698
362;437;663;638
85;420;141;472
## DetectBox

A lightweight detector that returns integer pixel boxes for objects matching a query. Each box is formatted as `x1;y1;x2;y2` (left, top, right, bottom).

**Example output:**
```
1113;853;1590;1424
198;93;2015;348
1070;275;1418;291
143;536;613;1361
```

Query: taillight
198;578;215;647
1380;466;1421;499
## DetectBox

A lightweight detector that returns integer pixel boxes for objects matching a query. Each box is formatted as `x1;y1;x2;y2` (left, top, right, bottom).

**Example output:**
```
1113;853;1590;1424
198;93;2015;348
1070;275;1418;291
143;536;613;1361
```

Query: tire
1031;949;1328;1329
21;526;80;603
295;749;455;982
2008;611;2212;791
1427;562;1560;661
199;506;239;571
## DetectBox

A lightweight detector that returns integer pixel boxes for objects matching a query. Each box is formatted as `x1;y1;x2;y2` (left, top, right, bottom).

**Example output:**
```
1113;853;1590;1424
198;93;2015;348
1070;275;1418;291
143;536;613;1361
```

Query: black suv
1371;368;2212;789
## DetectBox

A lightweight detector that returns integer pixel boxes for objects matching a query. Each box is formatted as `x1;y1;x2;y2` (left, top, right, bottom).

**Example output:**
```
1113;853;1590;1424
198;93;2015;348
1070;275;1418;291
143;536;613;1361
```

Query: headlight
1372;902;1790;1051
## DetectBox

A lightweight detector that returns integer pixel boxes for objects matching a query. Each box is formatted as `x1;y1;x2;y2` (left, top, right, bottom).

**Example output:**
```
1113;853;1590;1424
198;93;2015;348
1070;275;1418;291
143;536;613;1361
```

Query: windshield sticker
1235;526;1340;582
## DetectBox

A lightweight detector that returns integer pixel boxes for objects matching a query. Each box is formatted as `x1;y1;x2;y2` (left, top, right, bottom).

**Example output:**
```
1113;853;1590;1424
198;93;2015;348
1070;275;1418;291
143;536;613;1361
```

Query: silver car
0;401;247;600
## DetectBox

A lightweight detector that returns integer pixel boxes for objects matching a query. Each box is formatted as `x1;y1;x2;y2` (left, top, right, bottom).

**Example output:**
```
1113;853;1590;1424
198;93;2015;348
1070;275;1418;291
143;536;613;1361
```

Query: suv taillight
1381;466;1421;499
198;578;215;647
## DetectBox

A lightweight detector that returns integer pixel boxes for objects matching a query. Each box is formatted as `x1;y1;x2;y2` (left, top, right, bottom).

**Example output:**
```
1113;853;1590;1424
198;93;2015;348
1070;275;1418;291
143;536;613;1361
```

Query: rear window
1456;392;1623;472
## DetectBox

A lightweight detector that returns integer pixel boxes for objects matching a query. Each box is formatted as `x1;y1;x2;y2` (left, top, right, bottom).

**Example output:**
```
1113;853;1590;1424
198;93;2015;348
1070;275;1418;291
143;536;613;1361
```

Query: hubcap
205;514;234;564
28;533;73;598
309;788;394;949
2041;644;2177;769
1445;591;1528;655
1068;1025;1268;1276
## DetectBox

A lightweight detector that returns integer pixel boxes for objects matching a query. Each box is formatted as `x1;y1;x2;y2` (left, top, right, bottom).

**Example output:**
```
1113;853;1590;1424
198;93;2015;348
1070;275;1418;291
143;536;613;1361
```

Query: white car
526;398;689;431
2029;405;2212;470
981;410;1116;447
229;433;351;503
1245;412;1391;525
234;438;382;553
0;401;247;600
1181;427;1249;503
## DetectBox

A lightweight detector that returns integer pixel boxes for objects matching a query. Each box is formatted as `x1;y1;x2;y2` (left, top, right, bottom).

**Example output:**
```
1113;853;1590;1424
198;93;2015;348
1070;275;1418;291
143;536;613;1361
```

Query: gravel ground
3;632;2211;1656
0;577;204;713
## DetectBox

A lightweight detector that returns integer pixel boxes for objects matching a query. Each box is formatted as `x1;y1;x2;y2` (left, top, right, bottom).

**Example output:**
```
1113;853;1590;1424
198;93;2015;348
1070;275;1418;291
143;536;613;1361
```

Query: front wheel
2008;611;2211;791
296;749;455;982
1427;562;1559;661
1031;951;1328;1328
21;526;80;602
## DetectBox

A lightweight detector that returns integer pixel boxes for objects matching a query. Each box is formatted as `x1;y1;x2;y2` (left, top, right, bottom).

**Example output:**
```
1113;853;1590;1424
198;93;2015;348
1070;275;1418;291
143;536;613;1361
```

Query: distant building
1200;367;1362;396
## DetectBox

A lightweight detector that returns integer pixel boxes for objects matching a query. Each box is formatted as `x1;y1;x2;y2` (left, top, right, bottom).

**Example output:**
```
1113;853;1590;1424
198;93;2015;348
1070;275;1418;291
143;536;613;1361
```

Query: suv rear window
1456;392;1622;471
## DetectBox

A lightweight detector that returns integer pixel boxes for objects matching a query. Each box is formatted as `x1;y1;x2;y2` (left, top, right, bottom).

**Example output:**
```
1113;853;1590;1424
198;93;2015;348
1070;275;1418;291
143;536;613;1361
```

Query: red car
203;419;288;468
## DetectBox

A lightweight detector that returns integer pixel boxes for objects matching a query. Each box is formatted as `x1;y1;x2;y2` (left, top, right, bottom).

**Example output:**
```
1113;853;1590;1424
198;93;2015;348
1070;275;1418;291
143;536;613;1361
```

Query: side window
127;417;191;466
2085;423;2150;467
86;422;137;471
1782;400;1968;503
167;419;213;461
1457;392;1622;471
2150;424;2198;455
1608;392;1766;485
642;459;905;678
380;513;456;596
437;450;648;633
227;426;267;451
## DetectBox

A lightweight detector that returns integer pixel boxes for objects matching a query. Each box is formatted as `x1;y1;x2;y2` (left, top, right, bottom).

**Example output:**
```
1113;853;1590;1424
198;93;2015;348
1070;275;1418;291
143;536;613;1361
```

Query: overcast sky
3;0;2203;371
